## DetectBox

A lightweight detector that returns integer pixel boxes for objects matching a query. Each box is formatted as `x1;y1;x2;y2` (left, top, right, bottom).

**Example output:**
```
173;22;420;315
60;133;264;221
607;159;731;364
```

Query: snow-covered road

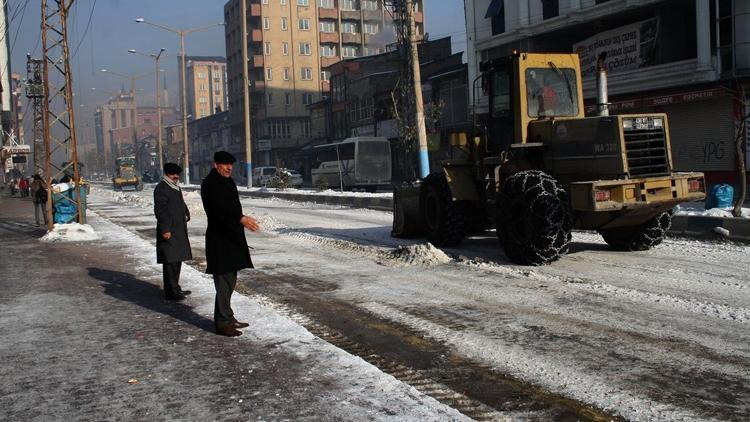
89;185;750;421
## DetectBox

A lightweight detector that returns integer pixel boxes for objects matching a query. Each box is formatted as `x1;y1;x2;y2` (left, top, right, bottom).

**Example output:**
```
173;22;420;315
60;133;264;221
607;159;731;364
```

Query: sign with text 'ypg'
574;17;660;78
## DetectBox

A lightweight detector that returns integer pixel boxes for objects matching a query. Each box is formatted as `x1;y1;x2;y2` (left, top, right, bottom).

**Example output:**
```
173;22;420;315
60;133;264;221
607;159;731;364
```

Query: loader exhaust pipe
596;52;609;116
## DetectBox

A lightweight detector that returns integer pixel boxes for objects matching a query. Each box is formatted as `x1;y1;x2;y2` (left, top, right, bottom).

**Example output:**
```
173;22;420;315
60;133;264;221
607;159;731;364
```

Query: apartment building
178;56;229;121
223;0;424;173
466;0;749;186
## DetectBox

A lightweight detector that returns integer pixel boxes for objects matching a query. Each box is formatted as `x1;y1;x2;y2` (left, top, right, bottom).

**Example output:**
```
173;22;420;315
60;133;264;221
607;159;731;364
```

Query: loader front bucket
391;182;423;238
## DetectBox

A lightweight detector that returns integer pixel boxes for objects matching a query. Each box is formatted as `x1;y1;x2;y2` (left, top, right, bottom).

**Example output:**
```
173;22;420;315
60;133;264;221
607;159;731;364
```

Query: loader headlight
652;118;663;128
622;118;633;130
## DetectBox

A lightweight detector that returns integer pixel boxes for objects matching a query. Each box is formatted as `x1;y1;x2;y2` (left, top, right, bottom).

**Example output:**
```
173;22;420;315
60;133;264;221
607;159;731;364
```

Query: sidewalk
0;193;466;421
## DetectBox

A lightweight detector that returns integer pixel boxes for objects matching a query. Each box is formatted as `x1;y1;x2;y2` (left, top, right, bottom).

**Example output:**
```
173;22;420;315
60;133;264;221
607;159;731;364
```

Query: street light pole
129;48;166;175
240;0;253;188
135;18;225;185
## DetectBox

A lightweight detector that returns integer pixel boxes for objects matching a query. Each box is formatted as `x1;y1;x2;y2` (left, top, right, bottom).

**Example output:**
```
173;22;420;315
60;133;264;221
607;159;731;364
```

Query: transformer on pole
41;0;83;229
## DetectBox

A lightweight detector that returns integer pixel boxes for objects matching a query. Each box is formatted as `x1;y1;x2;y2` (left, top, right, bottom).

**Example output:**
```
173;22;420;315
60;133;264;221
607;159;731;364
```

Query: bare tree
733;84;748;217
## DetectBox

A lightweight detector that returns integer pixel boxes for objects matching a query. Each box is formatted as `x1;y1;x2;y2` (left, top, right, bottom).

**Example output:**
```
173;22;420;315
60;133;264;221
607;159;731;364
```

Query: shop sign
574;18;660;78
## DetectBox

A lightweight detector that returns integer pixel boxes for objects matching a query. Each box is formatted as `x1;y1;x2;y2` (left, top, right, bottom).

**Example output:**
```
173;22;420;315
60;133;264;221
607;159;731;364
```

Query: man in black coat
201;151;260;337
154;163;193;301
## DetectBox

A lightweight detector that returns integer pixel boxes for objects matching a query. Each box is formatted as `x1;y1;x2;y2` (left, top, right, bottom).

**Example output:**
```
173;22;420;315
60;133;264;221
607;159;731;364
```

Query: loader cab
482;53;586;149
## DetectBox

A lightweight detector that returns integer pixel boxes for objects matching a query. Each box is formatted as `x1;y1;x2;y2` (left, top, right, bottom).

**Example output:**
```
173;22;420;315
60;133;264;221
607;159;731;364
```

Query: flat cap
163;162;182;175
213;151;236;164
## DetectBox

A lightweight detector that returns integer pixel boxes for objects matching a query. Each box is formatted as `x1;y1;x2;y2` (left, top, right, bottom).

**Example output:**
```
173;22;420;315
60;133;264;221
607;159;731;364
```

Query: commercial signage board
574;18;660;78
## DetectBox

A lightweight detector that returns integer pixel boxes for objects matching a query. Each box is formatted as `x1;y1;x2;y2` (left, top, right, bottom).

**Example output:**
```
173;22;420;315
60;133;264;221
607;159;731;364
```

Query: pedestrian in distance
201;151;260;337
154;163;193;301
19;177;29;198
30;175;48;227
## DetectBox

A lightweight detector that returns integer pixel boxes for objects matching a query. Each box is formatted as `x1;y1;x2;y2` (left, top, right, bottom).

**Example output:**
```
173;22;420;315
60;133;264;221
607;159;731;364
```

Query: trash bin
705;183;734;209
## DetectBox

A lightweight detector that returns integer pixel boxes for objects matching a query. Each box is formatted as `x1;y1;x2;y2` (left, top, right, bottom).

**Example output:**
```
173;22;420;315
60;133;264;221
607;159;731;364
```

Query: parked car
252;166;278;186
285;169;303;188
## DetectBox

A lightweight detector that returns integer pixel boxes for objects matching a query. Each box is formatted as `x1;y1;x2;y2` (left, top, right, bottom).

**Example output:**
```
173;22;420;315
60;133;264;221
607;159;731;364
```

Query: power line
71;0;97;59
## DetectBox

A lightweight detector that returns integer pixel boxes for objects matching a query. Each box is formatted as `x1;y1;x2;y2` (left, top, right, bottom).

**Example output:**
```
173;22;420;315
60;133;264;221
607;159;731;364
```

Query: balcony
321;56;340;68
319;32;339;43
252;55;264;67
251;29;263;42
342;33;362;44
250;3;261;17
252;80;265;90
341;10;360;21
362;9;382;21
318;7;338;19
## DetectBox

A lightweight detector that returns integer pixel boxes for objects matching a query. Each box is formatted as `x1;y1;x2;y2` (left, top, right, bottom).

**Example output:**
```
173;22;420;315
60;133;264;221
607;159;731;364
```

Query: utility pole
41;0;83;228
26;55;45;178
240;0;253;188
155;53;164;173
131;75;139;154
405;0;429;178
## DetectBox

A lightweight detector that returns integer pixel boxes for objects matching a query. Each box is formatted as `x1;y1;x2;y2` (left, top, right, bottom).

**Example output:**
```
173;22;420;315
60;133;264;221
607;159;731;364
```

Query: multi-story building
94;92;177;172
466;0;749;186
178;56;229;120
223;0;424;176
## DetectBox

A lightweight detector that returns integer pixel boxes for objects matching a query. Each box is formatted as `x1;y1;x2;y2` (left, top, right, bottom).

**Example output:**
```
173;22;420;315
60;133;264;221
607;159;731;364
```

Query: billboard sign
574;18;660;78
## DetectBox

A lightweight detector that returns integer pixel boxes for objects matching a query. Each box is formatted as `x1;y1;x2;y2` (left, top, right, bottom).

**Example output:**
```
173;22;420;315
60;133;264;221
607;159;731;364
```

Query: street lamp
99;68;154;153
129;48;166;176
135;17;225;184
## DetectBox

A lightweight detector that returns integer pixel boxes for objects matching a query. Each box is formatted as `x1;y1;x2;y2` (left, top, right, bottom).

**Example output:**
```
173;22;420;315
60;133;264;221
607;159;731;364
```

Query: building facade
222;0;424;172
188;111;236;181
466;0;750;186
178;56;229;120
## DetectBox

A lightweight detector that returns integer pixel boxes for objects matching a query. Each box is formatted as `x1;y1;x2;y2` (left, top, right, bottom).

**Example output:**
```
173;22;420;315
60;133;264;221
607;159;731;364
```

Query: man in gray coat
154;163;193;301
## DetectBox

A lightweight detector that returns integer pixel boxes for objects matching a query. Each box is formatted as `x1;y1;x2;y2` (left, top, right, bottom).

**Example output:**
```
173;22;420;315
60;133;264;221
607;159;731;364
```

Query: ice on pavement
40;223;101;243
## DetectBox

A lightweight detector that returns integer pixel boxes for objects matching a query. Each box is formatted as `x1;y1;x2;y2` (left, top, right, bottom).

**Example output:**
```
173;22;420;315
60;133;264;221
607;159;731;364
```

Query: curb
182;186;750;243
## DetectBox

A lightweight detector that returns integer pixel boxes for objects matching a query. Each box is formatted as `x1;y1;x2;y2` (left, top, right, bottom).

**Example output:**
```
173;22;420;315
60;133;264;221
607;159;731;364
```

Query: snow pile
386;243;452;266
40;223;101;242
236;185;393;198
675;202;750;218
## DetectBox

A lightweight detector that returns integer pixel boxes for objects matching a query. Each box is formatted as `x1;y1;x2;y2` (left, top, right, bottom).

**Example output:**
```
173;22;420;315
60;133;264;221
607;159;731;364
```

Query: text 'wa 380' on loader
392;52;706;265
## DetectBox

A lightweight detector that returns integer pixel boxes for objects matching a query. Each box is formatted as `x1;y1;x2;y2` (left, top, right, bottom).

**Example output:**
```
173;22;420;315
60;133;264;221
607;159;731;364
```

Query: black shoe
165;293;187;301
216;325;242;337
177;289;192;296
233;321;250;329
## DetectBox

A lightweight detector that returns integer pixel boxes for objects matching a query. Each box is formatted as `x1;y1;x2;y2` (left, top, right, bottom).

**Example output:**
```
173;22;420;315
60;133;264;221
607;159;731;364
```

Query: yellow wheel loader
392;52;706;265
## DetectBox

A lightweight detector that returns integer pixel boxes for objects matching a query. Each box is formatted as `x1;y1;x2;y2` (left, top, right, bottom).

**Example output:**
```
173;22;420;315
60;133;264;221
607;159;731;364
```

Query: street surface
86;184;750;421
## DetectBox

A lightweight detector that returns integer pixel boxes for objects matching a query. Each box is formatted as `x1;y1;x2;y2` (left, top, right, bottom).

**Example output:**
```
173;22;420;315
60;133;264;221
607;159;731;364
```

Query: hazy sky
7;0;466;143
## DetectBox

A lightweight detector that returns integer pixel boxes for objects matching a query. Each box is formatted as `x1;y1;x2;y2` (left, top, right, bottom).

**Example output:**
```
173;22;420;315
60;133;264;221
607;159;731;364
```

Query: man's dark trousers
163;262;182;298
213;272;237;327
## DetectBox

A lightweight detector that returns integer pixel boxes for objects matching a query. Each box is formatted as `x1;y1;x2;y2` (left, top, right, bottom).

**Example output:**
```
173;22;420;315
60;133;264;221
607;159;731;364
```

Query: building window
197;72;205;78
342;45;359;57
341;0;357;11
298;18;310;30
361;0;377;10
120;110;127;127
264;42;272;55
281;17;288;30
297;0;309;5
263;17;270;30
299;42;312;55
199;97;207;103
266;119;291;139
302;93;314;105
363;46;380;56
301;67;313;80
301;119;311;137
342;22;359;34
266;67;273;80
285;93;292;106
320;45;336;57
317;0;334;7
281;0;287;4
283;67;290;80
321;70;331;81
541;0;559;20
282;42;289;55
485;0;504;35
319;20;336;33
262;0;268;3
267;93;273;105
363;23;378;35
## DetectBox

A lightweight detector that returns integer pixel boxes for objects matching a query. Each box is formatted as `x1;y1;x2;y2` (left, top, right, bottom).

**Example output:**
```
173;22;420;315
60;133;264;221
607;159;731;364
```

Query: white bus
311;137;391;191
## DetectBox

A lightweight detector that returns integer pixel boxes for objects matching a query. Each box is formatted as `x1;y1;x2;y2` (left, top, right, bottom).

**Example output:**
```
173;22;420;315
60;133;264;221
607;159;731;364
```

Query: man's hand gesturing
240;215;260;232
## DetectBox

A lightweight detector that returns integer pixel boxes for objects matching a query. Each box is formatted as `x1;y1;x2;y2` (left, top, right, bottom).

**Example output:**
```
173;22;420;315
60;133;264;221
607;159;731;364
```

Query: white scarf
162;175;181;192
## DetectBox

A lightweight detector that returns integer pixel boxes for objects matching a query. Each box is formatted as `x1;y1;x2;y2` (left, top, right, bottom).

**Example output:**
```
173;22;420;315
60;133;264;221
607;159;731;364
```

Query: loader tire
599;211;672;251
496;171;572;265
420;173;466;247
